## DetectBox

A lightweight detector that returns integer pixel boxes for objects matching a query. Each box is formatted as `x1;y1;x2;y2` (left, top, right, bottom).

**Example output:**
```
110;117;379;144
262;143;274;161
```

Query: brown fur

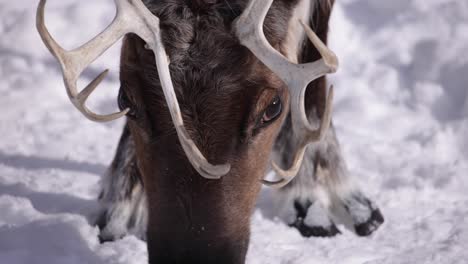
117;0;333;262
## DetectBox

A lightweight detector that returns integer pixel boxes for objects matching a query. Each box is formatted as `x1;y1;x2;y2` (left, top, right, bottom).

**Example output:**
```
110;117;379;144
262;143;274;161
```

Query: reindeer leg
272;116;340;237
273;114;384;237
311;124;384;236
269;0;384;237
273;0;384;231
96;123;148;242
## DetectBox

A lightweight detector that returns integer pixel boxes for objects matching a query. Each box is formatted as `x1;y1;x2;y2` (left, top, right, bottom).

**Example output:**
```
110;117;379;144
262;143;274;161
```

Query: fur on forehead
125;0;333;100
140;0;332;73
131;0;302;99
143;0;299;63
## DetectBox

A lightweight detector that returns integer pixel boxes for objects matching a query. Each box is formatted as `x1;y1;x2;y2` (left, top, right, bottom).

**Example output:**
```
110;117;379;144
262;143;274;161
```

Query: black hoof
291;221;341;238
95;210;119;243
291;200;341;237
98;228;123;243
98;233;114;244
354;208;384;236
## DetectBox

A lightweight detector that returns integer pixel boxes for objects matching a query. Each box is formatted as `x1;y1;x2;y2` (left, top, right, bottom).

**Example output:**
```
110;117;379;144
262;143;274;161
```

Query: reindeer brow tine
264;145;307;188
75;70;130;122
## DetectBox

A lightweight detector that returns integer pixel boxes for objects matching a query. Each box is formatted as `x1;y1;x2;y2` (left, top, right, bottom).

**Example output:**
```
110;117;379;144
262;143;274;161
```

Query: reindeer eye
261;96;282;124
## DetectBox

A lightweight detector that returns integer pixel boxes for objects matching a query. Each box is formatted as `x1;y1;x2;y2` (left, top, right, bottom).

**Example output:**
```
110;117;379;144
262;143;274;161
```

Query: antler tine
74;69;130;122
235;0;339;186
37;0;130;122
263;146;307;188
299;20;338;72
38;0;230;178
235;0;338;133
120;0;231;179
149;32;231;179
177;126;231;179
234;0;338;86
266;86;334;188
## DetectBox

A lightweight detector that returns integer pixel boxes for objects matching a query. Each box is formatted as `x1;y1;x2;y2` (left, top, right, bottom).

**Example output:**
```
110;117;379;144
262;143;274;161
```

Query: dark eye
118;89;137;119
261;96;282;125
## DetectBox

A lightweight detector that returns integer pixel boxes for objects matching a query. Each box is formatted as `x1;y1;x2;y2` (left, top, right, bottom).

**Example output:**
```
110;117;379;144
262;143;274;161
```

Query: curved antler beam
37;0;229;179
265;87;334;188
235;0;338;187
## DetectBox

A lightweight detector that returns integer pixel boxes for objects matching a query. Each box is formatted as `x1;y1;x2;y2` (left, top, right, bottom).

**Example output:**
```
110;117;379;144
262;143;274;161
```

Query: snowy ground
1;0;467;263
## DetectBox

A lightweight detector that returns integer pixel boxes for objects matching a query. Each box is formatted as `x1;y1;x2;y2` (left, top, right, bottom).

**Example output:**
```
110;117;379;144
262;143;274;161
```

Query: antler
234;0;338;188
37;0;230;179
265;87;334;188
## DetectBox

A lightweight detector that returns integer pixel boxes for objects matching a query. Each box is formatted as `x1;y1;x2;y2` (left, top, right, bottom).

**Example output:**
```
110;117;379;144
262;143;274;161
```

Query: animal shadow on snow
0;219;103;264
0;151;104;219
0;152;110;263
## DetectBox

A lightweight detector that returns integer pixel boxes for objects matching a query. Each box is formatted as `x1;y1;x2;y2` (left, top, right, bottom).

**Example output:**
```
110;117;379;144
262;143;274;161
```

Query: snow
1;0;467;263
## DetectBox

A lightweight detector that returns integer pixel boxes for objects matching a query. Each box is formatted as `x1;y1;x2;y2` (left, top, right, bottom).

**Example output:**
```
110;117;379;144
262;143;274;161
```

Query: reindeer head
37;0;337;262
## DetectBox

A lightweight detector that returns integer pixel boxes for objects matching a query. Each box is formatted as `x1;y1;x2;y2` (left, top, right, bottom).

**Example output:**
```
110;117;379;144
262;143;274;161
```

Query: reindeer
37;0;384;263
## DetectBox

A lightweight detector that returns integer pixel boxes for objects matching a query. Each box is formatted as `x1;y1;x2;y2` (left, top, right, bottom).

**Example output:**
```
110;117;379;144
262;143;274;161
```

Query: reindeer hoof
289;200;341;237
291;220;341;237
354;208;384;236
